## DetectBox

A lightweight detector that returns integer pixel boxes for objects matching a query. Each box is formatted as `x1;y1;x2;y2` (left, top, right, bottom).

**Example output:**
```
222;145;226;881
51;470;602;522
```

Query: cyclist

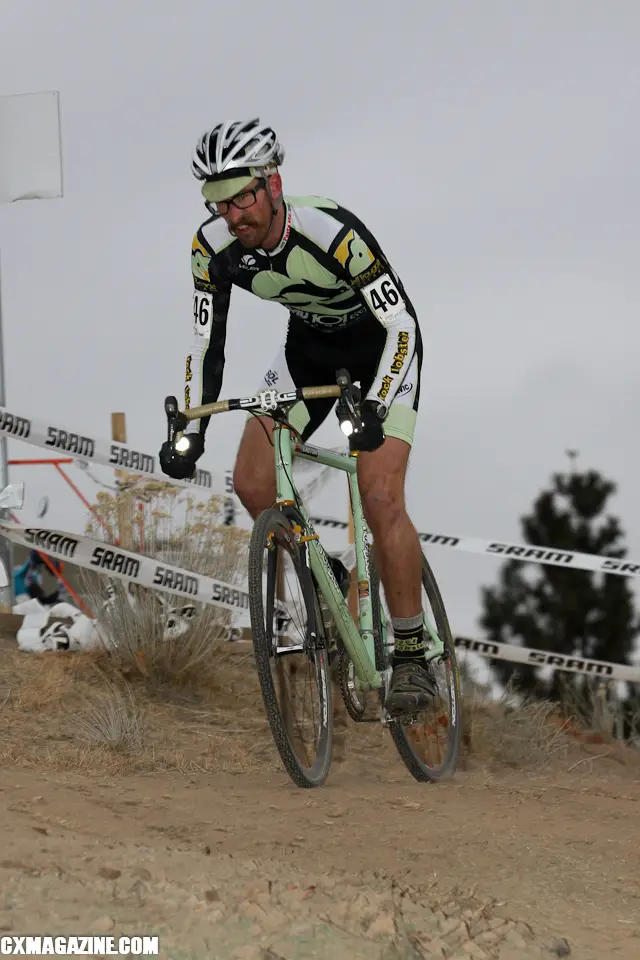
159;118;436;716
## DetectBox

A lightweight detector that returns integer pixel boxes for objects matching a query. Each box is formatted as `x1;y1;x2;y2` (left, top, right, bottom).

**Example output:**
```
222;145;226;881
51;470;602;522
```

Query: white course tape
455;636;640;682
298;462;336;504
312;516;640;580
0;404;335;508
0;405;219;493
6;399;630;587
15;519;632;682
0;522;250;614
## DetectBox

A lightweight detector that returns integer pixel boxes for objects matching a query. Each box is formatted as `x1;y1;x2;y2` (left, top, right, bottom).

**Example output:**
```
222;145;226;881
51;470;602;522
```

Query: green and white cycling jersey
184;195;422;436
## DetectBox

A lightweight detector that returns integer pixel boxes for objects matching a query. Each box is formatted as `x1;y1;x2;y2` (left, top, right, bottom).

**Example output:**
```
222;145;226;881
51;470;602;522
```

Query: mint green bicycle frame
273;423;445;694
179;390;445;697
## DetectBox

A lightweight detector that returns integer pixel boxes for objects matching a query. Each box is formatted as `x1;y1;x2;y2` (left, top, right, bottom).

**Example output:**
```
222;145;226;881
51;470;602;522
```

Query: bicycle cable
247;410;275;447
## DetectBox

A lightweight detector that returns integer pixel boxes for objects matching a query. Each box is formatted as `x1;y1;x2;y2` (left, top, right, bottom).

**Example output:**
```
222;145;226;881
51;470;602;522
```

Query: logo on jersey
290;303;368;331
185;355;193;382
264;369;279;387
333;229;376;279
378;375;393;402
397;381;413;397
240;254;259;271
391;331;410;375
251;248;358;318
192;237;212;282
351;258;384;289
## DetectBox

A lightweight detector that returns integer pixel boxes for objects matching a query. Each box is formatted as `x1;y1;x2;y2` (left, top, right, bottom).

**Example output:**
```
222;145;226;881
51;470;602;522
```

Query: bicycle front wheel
248;507;333;788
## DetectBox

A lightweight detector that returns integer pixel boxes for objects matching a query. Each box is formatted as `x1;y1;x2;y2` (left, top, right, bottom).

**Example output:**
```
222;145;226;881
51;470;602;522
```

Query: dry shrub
70;680;146;752
81;479;250;690
461;677;571;770
456;654;640;769
556;674;640;745
85;581;236;690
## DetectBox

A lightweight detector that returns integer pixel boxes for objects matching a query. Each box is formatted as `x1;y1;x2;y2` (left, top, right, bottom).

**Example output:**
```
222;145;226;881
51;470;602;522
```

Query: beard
229;219;265;248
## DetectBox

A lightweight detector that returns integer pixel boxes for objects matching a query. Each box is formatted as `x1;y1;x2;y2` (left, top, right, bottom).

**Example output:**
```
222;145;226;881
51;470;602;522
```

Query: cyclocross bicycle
164;370;462;789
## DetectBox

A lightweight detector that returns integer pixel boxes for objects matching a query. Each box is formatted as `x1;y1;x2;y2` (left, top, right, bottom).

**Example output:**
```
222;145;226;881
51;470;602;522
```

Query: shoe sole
384;692;433;716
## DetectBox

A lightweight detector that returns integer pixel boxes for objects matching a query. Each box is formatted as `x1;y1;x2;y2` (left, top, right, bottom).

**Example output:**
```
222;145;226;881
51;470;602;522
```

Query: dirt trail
0;635;639;959
1;747;639;958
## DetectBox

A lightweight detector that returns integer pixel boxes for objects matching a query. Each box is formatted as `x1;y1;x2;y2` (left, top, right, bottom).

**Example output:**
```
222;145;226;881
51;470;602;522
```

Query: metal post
0;253;14;609
0;91;64;610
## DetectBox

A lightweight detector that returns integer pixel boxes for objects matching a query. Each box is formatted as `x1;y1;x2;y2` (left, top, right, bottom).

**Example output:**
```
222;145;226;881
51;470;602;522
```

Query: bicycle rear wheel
248;507;333;788
372;553;462;782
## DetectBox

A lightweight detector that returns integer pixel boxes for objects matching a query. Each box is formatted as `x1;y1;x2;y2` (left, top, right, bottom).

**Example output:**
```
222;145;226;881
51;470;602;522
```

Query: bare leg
357;436;436;713
233;417;277;518
356;437;422;619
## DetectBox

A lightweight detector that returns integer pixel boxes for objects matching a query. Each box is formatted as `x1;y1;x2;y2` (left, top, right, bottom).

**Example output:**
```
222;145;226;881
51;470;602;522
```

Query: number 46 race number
361;274;405;323
193;291;213;338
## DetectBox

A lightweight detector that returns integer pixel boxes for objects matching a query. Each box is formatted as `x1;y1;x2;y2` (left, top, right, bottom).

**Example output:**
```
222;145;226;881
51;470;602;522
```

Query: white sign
0;92;63;203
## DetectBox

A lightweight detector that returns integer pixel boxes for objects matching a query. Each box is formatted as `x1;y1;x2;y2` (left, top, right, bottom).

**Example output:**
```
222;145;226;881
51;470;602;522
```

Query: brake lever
164;395;188;445
336;368;352;392
335;368;362;438
335;368;359;416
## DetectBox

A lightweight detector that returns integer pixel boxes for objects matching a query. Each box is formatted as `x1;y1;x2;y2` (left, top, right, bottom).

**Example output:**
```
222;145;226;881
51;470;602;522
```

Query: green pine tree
479;463;639;734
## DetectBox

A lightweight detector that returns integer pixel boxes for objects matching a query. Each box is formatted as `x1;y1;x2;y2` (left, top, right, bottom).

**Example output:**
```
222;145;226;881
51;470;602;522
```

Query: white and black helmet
191;118;284;182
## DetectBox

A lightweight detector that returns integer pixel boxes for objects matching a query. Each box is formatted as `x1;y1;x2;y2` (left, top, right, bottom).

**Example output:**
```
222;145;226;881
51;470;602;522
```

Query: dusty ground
0;632;639;960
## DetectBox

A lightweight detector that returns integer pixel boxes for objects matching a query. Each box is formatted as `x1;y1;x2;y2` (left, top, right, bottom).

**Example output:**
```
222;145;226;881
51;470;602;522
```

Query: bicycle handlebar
163;369;359;447
182;384;341;422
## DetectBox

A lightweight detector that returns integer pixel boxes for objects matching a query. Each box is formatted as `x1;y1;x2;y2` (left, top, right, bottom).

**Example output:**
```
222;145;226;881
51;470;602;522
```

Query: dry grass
556;674;640;745
455;653;640;771
2;629;638;782
79;478;251;691
0;476;272;777
86;579;237;690
0;630;272;776
458;662;573;770
460;688;640;779
0;647;106;714
70;680;146;752
464;695;572;769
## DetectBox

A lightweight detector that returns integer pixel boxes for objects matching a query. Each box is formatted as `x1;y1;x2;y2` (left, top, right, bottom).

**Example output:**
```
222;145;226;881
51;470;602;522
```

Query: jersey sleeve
184;230;232;437
330;219;417;413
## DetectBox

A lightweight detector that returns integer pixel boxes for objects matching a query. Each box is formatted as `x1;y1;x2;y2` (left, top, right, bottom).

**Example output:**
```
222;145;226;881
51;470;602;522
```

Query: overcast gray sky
1;0;639;639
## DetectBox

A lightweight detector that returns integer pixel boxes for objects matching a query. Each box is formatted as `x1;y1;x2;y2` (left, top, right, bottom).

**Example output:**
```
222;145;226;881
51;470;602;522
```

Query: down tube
275;425;378;688
347;471;378;669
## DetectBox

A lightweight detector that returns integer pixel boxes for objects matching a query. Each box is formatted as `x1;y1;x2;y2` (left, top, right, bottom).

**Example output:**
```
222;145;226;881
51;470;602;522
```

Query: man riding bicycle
159;118;436;715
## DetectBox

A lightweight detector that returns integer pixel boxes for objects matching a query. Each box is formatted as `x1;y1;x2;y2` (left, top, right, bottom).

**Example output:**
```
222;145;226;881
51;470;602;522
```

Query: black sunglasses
205;180;267;217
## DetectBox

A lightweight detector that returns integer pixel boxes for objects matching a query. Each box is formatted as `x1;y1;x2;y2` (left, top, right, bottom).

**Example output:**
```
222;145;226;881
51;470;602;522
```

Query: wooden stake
111;412;133;549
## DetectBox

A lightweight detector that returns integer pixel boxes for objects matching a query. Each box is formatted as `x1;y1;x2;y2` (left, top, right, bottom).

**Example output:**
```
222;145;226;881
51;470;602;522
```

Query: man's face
217;176;279;248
